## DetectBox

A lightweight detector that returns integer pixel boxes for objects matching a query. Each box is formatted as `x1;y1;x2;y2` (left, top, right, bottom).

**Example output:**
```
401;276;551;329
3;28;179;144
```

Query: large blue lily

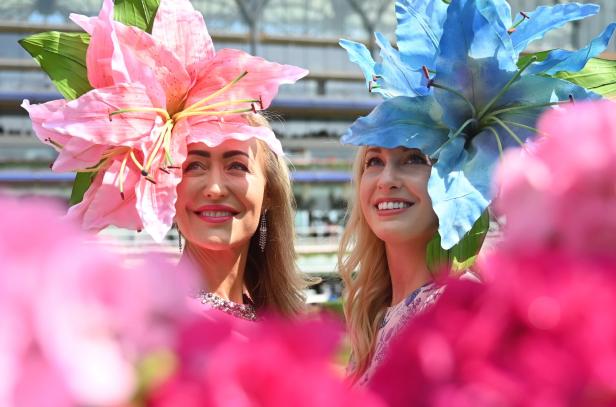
339;0;614;250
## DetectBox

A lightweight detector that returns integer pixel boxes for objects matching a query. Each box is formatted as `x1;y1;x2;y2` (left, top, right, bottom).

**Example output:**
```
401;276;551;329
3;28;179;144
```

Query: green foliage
114;0;160;33
69;172;96;206
517;50;552;68
19;32;92;100
555;58;616;99
426;209;490;272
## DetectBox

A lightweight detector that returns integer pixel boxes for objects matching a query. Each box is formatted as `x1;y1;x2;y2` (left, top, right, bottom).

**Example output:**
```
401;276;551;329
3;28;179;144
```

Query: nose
202;167;228;199
377;163;401;190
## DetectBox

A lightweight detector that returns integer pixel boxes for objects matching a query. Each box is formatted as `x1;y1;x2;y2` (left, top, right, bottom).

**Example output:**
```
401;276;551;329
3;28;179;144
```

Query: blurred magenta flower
151;314;385;407
495;100;616;259
0;196;192;406
370;254;616;406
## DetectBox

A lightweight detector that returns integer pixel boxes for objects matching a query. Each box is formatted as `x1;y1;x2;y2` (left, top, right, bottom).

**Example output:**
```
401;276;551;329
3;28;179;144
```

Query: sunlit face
359;147;438;245
175;139;267;251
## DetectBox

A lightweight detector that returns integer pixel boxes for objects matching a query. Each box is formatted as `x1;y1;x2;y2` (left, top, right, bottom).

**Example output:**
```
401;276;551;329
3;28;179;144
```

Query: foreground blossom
151;314;385;407
495;100;616;259
23;0;308;241
0;195;193;406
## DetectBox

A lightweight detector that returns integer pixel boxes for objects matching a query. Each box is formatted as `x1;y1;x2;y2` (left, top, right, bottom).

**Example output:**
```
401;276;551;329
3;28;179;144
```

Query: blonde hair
338;146;391;380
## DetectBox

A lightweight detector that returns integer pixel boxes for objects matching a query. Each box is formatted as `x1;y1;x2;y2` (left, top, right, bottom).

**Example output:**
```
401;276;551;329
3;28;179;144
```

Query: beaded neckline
197;291;257;321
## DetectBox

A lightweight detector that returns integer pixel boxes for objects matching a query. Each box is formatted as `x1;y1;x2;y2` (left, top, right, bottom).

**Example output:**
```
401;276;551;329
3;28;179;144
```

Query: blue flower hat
340;0;615;258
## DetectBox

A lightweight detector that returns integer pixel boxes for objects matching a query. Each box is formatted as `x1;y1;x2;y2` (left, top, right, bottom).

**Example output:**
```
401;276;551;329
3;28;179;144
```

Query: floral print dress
357;282;445;386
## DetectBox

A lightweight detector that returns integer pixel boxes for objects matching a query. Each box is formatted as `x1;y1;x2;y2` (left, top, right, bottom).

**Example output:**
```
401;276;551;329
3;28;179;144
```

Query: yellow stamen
130;150;144;172
144;121;173;174
110;107;171;122
182;71;248;113
189;98;260;112
173;107;254;122
119;151;130;200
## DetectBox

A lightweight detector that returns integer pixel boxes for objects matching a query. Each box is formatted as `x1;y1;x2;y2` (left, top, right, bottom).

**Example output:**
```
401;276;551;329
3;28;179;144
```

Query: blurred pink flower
0;195;192;406
151;314;385;407
370;252;616;406
494;100;616;259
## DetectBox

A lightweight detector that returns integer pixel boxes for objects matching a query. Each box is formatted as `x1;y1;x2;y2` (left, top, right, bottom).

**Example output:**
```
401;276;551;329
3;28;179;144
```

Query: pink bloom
151;314;385;407
494;100;616;259
370;254;616;406
23;0;308;241
0;195;193;406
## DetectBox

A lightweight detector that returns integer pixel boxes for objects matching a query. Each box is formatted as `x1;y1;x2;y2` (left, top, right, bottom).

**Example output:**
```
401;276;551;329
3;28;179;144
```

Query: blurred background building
1;0;615;302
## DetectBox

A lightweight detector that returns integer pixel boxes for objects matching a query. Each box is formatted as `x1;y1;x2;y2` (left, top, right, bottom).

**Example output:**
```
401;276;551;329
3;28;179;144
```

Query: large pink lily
23;0;308;242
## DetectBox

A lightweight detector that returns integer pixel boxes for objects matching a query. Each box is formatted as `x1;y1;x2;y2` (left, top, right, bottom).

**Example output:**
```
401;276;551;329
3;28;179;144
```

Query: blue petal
483;0;512;28
395;0;448;68
434;0;517;128
524;23;616;76
485;75;601;149
339;39;376;89
436;0;516;71
428;136;491;250
340;96;449;155
511;3;600;55
374;32;429;98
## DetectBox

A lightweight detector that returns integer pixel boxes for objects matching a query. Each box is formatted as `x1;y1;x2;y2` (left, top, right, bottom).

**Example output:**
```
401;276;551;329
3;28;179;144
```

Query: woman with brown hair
23;0;309;320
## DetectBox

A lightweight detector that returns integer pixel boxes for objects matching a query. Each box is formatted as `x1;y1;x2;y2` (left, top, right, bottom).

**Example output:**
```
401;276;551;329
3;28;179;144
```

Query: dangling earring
176;225;183;253
259;209;268;252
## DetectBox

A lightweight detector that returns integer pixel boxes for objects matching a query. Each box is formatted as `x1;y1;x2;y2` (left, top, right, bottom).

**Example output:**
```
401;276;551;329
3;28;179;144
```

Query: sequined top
356;281;445;386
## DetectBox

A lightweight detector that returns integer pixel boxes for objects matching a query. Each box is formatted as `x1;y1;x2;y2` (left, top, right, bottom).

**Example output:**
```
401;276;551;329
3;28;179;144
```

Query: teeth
201;211;233;217
377;201;412;210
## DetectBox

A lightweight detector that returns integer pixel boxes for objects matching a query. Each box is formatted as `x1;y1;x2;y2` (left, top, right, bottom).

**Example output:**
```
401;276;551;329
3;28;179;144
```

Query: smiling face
175;139;267;251
359;146;438;246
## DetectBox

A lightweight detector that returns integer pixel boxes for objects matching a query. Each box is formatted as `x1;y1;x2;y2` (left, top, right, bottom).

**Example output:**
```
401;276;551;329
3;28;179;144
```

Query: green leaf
19;32;92;100
554;58;616;99
426;209;490;273
114;0;160;33
517;50;552;68
69;172;96;206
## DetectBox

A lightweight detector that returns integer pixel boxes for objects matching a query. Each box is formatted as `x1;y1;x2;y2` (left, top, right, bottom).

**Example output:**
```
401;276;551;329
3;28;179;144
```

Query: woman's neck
180;243;249;304
385;239;433;306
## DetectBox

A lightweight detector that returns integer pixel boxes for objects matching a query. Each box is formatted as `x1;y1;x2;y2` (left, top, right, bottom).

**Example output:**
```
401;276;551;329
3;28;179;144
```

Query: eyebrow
187;150;250;159
366;147;382;154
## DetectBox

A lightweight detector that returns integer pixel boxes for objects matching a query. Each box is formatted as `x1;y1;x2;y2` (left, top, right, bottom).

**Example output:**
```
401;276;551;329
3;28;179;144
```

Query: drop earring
259;209;268;252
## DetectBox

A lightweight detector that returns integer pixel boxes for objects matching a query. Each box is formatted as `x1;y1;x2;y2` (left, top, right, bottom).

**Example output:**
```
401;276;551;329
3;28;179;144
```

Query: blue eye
405;153;429;165
365;156;384;168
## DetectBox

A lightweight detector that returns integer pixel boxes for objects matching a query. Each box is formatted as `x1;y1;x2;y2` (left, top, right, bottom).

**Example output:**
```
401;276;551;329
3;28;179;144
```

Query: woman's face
175;139;267;251
359;146;438;245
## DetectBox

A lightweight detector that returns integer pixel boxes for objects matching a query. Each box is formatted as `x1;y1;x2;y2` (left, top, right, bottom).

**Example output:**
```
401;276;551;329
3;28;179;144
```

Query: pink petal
185;117;283;156
66;160;144;232
69;13;96;34
23;99;111;172
135;122;188;242
22;99;70;146
113;24;191;113
42;84;160;147
83;0;191;113
53;140;109;172
152;0;215;78
186;48;308;111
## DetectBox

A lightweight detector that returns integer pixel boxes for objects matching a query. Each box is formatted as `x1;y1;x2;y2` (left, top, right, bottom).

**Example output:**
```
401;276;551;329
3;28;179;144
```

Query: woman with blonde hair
23;0;308;320
336;0;604;386
338;146;449;384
